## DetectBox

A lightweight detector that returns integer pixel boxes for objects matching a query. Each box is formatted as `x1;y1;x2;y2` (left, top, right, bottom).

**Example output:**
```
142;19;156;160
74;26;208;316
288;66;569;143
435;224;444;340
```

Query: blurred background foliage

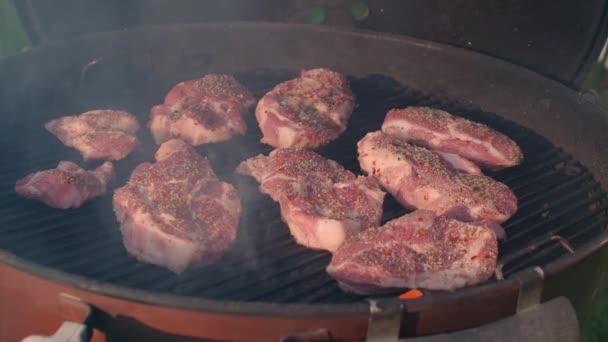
0;0;29;57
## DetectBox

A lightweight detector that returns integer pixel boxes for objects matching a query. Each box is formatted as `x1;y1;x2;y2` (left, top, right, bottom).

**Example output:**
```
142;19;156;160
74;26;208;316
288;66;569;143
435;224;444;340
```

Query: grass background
0;0;29;57
0;0;606;340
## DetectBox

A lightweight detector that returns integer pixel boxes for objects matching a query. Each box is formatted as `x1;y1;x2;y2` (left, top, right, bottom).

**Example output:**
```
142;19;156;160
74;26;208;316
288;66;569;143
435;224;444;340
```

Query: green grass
0;0;30;58
582;290;608;342
582;62;608;341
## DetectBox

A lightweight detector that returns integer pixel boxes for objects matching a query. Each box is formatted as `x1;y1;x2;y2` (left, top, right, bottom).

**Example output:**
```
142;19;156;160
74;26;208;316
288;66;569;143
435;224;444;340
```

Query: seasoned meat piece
15;161;114;209
149;74;255;146
326;210;498;294
382;107;523;169
45;110;140;161
113;139;241;273
255;68;355;149
358;131;516;239
436;152;482;175
237;149;384;252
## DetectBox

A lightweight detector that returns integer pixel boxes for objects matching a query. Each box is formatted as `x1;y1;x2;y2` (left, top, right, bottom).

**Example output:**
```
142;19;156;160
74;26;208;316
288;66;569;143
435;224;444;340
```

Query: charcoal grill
1;12;608;342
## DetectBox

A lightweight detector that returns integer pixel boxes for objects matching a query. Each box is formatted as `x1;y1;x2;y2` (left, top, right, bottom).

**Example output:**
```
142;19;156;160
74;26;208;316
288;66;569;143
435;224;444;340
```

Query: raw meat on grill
237;148;356;202
436;151;482;175
382;107;524;169
15;161;114;209
149;74;255;146
45;110;140;161
358;131;516;239
326;210;498;294
255;68;355;149
113;139;241;273
237;148;385;252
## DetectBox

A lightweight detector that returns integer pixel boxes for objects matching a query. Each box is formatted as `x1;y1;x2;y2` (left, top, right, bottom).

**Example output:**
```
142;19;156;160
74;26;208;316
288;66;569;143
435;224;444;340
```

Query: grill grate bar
515;173;595;203
319;287;365;303
495;152;567;184
502;219;608;277
504;180;599;230
84;254;156;282
60;242;127;272
145;234;297;291
508;168;569;194
501;194;608;256
13;218;108;251
569;220;608;248
120;243;294;289
245;267;332;302
0;210;68;232
1;214;99;248
119;266;180;291
202;252;329;299
0;157;64;180
15;232;119;267
274;277;339;303
488;148;561;179
297;281;349;304
169;239;313;294
506;177;596;223
40;232;123;268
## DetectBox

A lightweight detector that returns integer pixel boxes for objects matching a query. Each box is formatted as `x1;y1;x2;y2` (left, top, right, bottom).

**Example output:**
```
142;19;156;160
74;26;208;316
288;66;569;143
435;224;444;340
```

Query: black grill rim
2;22;608;316
3;228;606;317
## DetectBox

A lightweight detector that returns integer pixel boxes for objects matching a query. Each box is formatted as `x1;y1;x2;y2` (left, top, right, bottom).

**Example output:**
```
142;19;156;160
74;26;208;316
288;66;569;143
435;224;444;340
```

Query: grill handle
396;296;579;342
20;294;91;342
366;267;578;342
21;322;88;342
281;296;578;342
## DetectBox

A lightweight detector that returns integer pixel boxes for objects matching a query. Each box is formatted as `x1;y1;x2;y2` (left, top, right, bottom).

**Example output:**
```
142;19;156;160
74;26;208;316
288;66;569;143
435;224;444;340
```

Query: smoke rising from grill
1;24;606;309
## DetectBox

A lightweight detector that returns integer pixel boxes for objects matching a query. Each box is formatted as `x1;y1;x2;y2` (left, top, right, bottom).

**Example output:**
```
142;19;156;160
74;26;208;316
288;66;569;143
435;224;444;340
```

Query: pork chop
149;74;255;146
237;149;385;252
326;210;498;294
358;131;516;239
15;161;114;209
382;107;523;169
255;68;355;149
113;139;241;273
45;110;140;161
435;151;482;175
